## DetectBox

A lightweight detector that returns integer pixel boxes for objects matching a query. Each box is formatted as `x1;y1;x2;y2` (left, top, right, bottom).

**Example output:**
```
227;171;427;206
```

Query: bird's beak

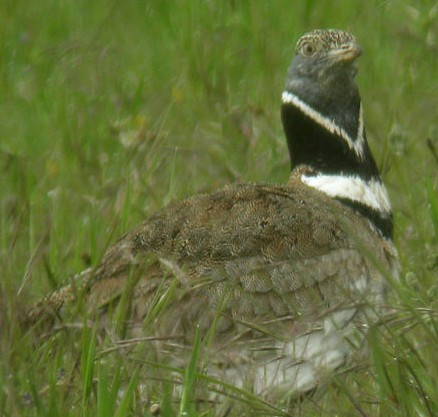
330;43;363;63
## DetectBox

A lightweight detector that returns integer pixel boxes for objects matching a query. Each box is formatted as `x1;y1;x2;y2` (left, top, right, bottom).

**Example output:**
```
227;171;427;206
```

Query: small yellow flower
45;159;59;176
171;86;184;103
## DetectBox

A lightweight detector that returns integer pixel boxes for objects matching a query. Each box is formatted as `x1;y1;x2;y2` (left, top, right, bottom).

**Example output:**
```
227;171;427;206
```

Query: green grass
1;0;438;416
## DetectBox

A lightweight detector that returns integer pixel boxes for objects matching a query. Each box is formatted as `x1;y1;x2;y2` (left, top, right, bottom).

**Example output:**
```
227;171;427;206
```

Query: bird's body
29;29;398;399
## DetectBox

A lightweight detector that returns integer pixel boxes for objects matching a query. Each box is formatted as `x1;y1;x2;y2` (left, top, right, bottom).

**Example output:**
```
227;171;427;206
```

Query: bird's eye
301;42;316;56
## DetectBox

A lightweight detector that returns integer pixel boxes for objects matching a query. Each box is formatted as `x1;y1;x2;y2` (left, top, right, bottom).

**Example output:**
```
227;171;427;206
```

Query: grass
1;0;438;415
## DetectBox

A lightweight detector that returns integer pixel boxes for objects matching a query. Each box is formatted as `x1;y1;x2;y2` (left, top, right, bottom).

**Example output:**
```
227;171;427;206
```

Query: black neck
281;97;380;181
338;197;394;240
281;93;393;240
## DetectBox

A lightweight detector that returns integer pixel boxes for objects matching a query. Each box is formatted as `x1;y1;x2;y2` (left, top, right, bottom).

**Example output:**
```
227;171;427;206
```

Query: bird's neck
281;89;393;240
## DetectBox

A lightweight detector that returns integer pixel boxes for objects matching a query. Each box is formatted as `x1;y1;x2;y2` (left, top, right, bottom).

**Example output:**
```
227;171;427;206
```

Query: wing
81;183;393;334
29;183;394;328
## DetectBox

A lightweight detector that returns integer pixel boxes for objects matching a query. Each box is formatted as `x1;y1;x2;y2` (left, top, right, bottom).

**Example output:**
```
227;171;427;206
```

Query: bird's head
282;29;365;146
285;29;363;96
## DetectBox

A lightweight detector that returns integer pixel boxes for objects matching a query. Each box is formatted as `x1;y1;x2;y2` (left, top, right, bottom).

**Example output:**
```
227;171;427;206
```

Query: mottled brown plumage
28;178;397;394
32;180;394;318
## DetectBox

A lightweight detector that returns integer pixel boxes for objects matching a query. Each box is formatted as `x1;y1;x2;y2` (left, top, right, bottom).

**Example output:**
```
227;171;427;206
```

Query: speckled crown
296;29;357;52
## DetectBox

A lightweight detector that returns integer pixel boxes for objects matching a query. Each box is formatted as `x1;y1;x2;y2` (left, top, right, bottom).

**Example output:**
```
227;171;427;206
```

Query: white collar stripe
282;91;365;160
357;102;365;146
301;174;391;214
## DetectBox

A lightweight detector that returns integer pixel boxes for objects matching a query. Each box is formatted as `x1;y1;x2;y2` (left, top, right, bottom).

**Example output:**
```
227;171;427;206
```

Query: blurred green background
1;1;438;416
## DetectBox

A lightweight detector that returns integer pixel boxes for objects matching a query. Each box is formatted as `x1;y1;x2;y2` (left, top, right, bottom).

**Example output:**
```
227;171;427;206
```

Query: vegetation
1;0;438;416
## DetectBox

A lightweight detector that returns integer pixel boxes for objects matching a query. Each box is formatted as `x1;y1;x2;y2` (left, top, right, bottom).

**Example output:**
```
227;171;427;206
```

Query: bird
28;29;399;400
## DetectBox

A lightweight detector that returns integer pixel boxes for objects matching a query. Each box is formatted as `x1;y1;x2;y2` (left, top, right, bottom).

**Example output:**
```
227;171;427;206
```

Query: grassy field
1;0;438;416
